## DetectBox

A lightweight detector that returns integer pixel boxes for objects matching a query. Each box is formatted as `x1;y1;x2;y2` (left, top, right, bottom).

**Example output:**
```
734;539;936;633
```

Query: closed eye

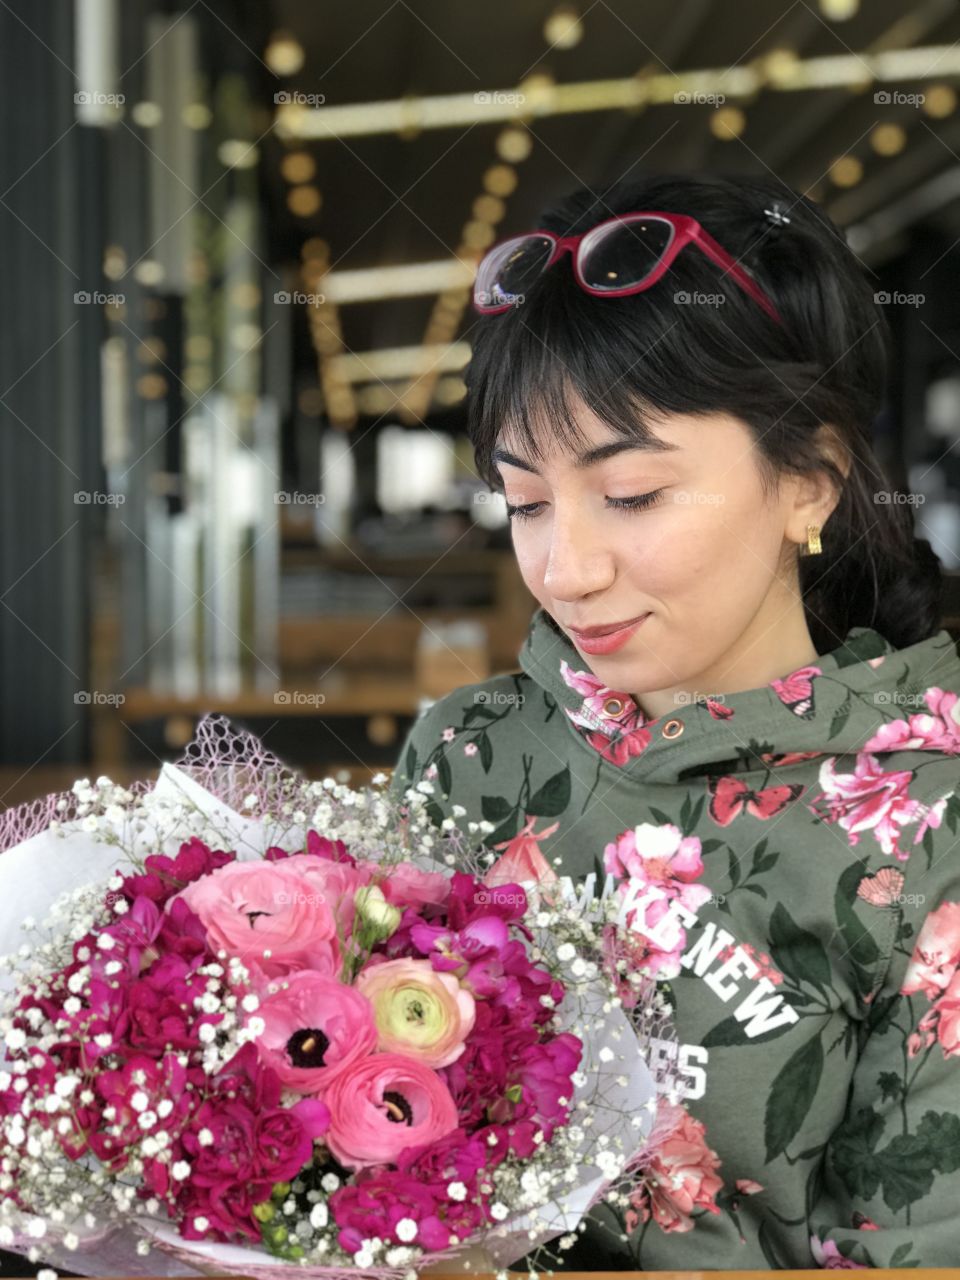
505;489;666;522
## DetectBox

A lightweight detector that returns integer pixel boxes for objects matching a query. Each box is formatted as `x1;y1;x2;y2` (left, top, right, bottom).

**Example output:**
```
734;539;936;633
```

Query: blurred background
3;0;960;806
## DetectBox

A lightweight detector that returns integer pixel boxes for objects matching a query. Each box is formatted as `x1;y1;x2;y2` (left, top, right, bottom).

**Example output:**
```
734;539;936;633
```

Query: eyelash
504;489;666;522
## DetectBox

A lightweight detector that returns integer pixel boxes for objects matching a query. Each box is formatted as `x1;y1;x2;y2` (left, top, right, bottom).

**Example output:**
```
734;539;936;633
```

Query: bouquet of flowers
0;715;713;1279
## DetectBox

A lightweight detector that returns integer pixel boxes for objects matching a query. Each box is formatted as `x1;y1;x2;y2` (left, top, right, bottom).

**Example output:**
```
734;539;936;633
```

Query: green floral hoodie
388;608;960;1271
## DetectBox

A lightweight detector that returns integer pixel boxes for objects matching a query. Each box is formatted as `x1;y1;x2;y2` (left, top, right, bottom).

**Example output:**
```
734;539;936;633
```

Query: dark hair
464;171;943;654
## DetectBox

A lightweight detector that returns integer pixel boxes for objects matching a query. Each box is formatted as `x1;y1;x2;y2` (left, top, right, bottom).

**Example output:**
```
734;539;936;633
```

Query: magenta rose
172;860;340;979
321;1052;459;1170
254;971;378;1093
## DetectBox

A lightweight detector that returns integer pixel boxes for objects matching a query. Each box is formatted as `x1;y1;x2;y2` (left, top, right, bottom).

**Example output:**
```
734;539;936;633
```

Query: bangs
465;257;773;490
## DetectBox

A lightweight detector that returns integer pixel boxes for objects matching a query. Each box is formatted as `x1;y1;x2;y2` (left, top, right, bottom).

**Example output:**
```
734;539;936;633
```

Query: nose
541;502;616;601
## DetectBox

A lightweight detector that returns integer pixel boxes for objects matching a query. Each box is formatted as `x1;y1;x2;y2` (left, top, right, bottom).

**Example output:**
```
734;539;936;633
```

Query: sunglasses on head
472;210;784;326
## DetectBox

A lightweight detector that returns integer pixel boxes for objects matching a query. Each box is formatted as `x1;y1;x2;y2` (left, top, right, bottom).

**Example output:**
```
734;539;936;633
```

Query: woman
389;173;960;1270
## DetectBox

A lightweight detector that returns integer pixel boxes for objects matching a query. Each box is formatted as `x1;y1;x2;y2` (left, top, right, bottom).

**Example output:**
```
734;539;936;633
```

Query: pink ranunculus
813;754;922;860
275;852;373;931
485;815;560;890
355;958;475;1067
632;1103;722;1233
900;900;960;1000
254;971;379;1093
379;861;451;911
810;1235;870;1268
321;1052;459;1169
172;860;340;980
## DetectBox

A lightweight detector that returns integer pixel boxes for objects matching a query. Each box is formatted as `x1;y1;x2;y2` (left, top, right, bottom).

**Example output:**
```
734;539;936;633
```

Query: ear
784;423;850;547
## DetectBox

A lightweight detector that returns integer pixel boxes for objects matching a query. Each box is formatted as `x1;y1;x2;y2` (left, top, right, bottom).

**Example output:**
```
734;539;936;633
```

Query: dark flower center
382;1090;414;1124
286;1027;330;1067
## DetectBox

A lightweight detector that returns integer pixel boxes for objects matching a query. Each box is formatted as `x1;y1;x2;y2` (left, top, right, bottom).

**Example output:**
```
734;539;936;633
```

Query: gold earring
801;524;822;556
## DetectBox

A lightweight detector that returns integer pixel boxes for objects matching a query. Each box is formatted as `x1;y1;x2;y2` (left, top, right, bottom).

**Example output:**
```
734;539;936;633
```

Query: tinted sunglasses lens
580;218;674;291
475;234;553;308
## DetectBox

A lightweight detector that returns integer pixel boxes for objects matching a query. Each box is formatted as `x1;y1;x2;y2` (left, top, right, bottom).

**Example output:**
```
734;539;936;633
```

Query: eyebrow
491;439;680;474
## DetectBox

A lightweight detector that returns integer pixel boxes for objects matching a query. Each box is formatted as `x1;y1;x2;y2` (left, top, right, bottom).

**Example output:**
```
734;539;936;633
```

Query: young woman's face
493;402;834;702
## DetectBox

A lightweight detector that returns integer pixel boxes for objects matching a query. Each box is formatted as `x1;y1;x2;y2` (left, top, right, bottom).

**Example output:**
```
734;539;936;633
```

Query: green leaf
481;794;514;823
889;1241;920;1267
404;741;418;782
757;1218;789;1269
834;860;881;973
648;806;674;826
478;733;493;773
768;901;831;994
752;850;781;875
829;1106;885;1200
702;1012;795;1048
878;1133;935;1212
700;838;726;854
527;766;571;817
916;1110;960;1174
436;752;452;799
830;696;852;737
740;882;768;898
487;815;519;848
463;703;500;724
765;1031;824;1162
688;793;706;832
727;847;742;888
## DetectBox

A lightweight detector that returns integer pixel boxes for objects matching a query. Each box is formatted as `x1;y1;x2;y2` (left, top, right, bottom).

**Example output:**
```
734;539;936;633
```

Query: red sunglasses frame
472;210;784;326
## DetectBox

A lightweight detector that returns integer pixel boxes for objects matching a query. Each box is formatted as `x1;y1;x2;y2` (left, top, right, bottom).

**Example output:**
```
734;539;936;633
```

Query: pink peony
254;971;379;1093
900;900;960;1000
631;1103;722;1234
321;1052;459;1169
355;958;475;1067
172;860;341;979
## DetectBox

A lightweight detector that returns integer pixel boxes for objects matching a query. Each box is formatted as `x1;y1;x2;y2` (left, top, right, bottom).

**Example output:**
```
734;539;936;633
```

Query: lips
568;613;650;639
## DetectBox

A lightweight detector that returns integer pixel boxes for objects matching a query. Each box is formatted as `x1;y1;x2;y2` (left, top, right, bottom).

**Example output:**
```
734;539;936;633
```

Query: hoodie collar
518;606;960;784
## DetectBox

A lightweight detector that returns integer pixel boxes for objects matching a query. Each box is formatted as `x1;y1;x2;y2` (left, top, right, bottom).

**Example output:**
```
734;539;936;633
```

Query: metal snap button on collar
661;718;685;739
603;697;625;717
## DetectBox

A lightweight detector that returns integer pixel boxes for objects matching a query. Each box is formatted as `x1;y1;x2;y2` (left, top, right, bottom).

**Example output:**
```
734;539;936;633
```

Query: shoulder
388;670;547;803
